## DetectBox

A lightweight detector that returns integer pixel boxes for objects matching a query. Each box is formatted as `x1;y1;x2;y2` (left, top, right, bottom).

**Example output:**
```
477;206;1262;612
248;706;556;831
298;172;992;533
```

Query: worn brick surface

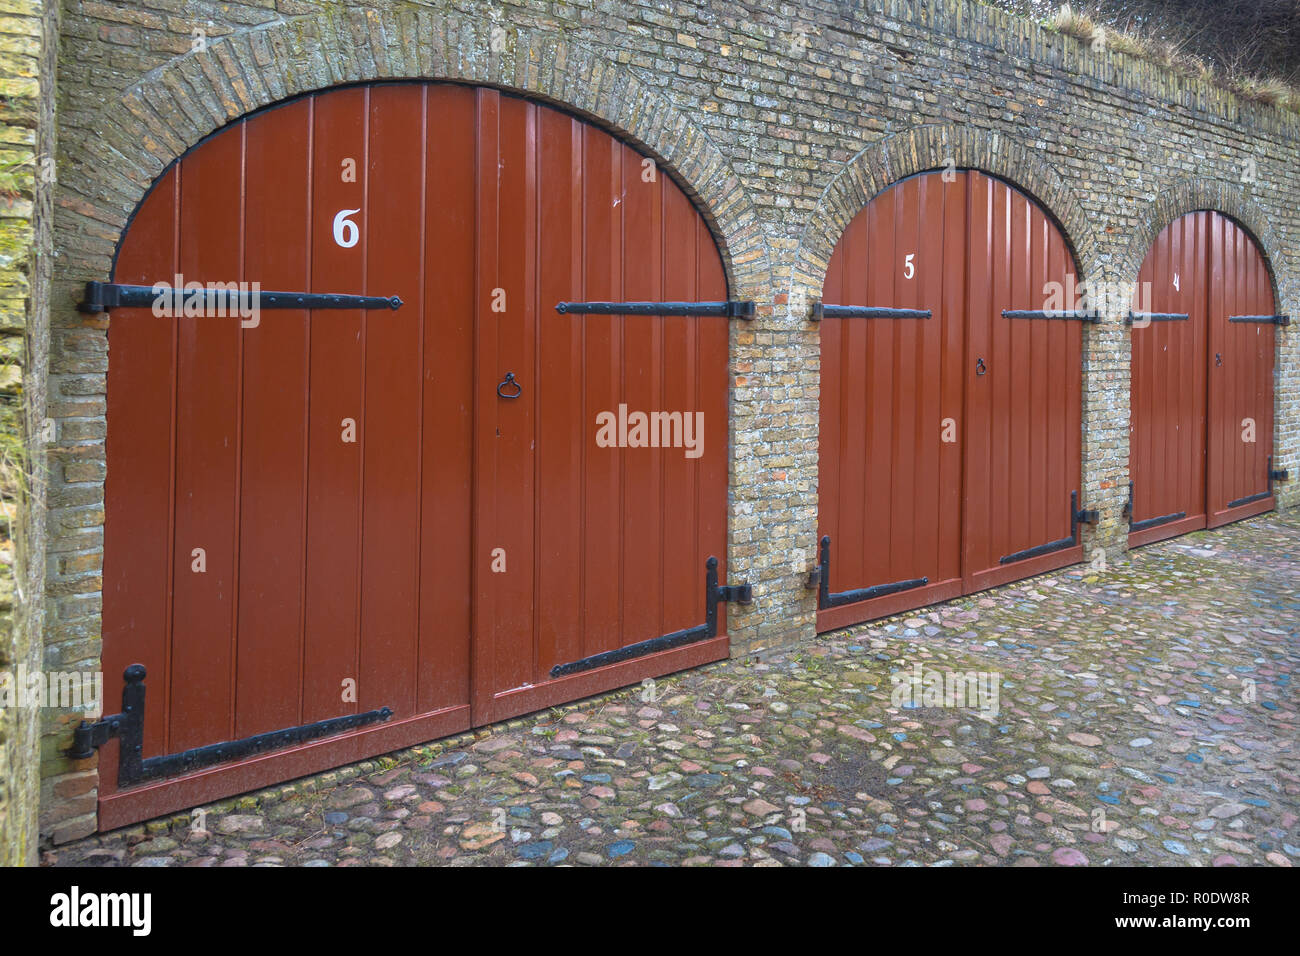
23;0;1300;845
0;0;55;866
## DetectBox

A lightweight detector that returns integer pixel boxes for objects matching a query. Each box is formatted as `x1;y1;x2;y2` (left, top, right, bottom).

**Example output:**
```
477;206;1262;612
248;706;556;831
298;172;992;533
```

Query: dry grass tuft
1051;4;1096;41
1041;2;1300;116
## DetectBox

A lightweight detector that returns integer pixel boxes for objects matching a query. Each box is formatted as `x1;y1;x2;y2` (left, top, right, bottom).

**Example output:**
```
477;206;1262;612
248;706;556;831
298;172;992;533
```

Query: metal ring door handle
497;371;522;399
976;357;987;376
1215;352;1223;367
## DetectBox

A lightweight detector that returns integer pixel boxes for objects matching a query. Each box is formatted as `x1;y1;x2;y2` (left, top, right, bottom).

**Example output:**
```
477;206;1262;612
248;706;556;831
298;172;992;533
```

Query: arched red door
816;170;1086;632
1128;211;1280;545
100;83;731;829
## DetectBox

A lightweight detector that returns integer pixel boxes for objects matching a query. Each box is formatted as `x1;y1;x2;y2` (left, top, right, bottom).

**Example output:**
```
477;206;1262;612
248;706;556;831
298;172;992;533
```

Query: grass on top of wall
1043;3;1300;115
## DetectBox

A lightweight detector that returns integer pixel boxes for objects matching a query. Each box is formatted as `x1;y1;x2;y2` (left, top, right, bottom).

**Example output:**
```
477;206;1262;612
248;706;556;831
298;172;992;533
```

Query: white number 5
903;253;915;279
333;208;360;248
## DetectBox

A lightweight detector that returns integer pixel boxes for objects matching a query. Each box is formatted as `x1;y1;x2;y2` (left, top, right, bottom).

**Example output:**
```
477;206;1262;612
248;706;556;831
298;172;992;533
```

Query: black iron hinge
1125;312;1189;325
1228;314;1290;326
805;535;928;610
1227;455;1288;510
554;300;754;318
1125;479;1186;533
70;665;393;787
78;281;403;315
812;304;931;320
1072;492;1099;530
999;490;1094;564
1002;309;1101;323
549;556;751;678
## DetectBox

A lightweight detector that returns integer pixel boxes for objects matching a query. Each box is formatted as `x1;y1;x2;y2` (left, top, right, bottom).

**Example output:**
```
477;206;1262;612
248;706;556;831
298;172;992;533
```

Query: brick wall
0;0;54;867
29;0;1298;845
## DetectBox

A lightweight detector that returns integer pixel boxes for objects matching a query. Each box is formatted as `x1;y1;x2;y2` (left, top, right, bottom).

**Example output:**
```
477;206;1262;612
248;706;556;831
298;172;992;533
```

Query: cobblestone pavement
46;511;1299;867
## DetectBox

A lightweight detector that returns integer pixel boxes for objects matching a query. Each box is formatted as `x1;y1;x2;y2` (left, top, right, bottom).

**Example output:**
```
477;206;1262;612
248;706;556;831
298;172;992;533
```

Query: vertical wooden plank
534;108;584;675
620;142;665;641
1190;213;1209;517
839;203;869;588
696;215;729;631
938;171;966;585
660;174;698;635
235;98;311;737
1028;201;1049;548
104;166;179;785
491;94;538;690
302;87;367;723
862;190;893;586
357;84;425;716
1207;212;1228;514
962;171;993;583
418;84;476;715
471;86;502;711
1005;186;1031;554
892;177;919;579
579;127;623;659
169;121;243;752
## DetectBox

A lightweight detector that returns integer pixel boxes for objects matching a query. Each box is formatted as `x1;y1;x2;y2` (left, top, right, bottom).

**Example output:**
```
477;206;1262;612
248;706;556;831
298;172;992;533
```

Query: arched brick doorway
97;82;736;829
814;169;1089;632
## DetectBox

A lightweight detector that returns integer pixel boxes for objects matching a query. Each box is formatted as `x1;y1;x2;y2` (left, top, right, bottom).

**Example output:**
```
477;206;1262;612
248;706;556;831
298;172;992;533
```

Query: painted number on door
904;253;916;279
333;208;361;248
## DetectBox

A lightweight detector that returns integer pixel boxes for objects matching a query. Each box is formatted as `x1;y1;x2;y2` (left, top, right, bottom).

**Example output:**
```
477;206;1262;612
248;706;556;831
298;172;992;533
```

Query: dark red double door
818;170;1084;632
102;83;729;829
1128;211;1279;546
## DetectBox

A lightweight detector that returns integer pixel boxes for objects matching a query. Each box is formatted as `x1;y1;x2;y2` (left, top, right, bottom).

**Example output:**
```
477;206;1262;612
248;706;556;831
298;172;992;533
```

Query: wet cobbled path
47;511;1299;867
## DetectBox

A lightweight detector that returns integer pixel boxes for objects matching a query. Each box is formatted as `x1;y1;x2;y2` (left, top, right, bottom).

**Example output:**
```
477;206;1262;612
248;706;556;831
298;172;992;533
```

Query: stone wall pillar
1079;270;1132;567
0;0;56;867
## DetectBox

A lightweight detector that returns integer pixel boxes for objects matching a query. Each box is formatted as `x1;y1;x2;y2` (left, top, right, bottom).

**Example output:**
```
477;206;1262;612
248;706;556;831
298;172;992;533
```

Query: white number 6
333;208;360;248
903;253;915;279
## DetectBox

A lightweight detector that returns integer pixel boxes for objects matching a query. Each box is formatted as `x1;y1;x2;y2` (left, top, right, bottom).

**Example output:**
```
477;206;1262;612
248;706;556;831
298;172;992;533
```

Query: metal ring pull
1215;352;1223;367
976;357;987;376
497;371;522;399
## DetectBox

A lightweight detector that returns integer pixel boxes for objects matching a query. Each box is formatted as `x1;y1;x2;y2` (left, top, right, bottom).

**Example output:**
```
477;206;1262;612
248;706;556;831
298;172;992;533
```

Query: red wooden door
817;171;967;631
467;91;733;723
1128;212;1210;545
962;172;1083;592
101;83;729;829
470;89;729;723
1206;213;1277;526
817;170;1082;633
1128;211;1277;545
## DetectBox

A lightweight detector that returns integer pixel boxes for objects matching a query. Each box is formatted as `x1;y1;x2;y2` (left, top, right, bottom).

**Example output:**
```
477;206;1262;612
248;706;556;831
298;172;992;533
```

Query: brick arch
67;5;770;294
792;124;1097;297
1121;177;1289;309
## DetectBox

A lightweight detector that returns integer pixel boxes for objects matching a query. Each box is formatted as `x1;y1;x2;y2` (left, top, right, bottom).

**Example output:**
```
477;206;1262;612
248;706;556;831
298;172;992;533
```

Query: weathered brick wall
0;0;54;867
29;0;1297;844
